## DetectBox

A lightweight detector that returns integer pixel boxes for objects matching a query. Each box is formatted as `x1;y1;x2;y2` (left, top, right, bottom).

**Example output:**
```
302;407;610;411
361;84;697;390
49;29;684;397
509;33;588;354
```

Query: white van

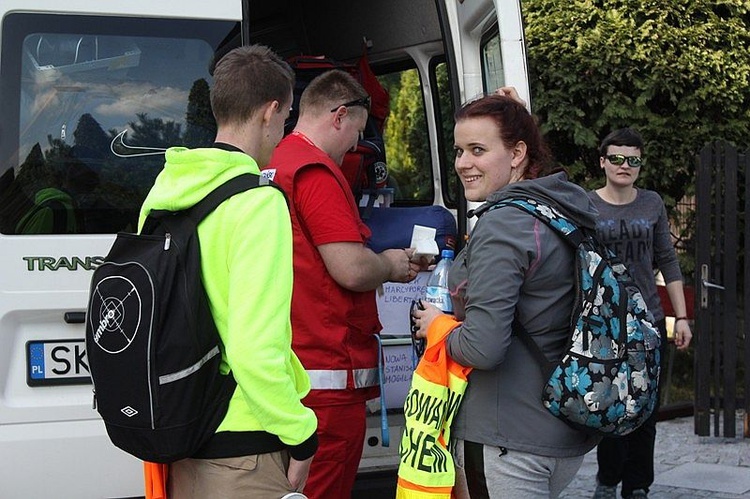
0;0;528;496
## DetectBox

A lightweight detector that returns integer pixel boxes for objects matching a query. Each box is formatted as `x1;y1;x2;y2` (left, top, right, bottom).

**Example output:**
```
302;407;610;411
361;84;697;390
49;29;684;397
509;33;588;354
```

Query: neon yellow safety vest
396;315;472;499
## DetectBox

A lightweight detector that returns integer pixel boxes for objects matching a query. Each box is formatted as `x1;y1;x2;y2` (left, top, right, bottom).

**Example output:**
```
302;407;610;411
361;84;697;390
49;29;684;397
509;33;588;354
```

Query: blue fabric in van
363;205;457;255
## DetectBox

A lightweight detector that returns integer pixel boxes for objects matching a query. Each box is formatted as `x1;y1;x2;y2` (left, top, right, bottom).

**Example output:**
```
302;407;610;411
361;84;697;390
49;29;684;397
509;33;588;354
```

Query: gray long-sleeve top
446;172;600;457
587;189;683;322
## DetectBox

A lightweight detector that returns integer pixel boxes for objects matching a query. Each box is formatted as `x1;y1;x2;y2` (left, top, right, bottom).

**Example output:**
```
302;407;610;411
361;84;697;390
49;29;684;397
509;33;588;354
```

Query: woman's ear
511;141;528;168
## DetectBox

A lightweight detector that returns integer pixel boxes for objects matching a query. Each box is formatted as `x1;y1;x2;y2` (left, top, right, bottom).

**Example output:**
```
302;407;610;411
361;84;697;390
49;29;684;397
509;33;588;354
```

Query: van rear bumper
359;412;405;474
0;419;142;498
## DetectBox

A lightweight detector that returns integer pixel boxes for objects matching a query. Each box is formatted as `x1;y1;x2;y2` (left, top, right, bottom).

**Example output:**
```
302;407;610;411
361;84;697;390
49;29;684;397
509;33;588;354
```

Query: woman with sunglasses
589;128;692;499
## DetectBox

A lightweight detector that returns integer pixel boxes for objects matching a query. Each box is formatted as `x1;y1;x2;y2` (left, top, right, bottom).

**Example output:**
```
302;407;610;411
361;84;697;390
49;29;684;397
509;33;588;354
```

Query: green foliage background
521;1;750;404
523;0;750;208
381;69;434;202
379;64;455;204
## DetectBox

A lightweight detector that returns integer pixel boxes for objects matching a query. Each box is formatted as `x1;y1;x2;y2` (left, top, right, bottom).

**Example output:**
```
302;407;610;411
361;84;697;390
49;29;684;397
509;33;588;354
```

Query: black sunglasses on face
605;154;643;168
330;96;371;113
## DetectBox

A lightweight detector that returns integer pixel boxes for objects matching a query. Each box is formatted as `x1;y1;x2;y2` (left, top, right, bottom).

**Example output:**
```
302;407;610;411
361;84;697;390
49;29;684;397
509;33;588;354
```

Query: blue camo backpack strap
488;197;582;245
485;196;662;437
488;197;616;353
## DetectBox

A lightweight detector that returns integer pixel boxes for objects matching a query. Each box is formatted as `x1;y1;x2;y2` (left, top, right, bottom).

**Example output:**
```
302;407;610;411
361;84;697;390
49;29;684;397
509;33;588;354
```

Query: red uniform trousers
303;399;367;499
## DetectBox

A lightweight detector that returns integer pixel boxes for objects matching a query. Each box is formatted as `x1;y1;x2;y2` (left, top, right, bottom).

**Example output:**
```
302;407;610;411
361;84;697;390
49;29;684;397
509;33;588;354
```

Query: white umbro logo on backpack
121;406;138;418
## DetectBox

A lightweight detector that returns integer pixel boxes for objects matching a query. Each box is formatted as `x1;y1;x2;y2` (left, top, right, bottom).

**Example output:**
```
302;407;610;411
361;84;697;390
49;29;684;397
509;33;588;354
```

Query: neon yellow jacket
396;314;472;498
138;146;317;454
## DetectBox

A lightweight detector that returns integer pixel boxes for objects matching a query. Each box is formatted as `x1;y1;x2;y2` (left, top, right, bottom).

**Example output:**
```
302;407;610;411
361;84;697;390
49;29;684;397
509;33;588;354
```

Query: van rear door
0;3;240;496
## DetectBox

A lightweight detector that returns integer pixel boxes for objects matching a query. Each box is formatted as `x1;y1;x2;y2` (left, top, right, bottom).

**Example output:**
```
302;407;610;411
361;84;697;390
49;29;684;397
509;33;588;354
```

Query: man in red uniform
264;69;423;499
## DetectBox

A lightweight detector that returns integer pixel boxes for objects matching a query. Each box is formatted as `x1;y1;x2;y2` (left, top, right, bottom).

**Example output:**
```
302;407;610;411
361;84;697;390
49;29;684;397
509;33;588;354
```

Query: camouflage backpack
487;197;662;437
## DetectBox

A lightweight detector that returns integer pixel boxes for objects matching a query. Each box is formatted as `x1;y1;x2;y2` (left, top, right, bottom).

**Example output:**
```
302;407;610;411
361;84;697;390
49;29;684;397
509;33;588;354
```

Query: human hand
383;248;420;283
409;253;433;272
411;300;444;339
287;456;313;492
673;319;692;350
494;86;527;108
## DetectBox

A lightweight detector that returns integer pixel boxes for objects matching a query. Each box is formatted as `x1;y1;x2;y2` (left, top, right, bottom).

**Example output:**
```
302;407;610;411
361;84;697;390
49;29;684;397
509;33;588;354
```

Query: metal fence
694;140;749;438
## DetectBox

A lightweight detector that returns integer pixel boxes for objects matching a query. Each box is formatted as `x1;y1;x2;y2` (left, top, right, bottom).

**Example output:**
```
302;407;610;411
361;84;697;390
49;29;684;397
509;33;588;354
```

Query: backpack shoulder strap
143;174;286;233
513;318;556;376
188;173;286;224
488;198;585;248
485;198;582;376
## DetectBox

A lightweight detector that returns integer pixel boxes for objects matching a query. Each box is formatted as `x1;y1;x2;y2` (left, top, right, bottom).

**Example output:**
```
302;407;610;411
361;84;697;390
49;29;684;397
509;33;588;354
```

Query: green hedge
523;0;750;208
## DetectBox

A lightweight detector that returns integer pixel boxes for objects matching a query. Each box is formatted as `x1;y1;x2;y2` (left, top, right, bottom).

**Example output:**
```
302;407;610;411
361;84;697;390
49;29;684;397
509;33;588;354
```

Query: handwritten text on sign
376;272;428;336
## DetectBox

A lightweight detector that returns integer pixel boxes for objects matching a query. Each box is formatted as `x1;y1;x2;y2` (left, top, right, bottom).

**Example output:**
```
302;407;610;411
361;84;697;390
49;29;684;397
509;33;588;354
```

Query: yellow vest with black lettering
396;315;472;499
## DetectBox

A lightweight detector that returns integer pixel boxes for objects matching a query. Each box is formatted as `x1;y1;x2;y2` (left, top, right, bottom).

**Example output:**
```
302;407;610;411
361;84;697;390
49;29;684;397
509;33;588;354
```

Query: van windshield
0;14;237;235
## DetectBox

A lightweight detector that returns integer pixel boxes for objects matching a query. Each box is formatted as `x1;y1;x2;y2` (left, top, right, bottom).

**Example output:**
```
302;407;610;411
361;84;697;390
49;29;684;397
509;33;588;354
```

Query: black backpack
484;197;662;437
85;173;282;462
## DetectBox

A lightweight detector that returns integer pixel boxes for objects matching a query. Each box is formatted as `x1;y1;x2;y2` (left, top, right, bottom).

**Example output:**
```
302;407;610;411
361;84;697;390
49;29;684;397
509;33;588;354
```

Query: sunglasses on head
605;154;643;168
330;95;371;113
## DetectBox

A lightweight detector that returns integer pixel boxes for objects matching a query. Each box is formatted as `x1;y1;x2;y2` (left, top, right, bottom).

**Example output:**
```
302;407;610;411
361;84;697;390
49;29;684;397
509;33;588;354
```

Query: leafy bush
523;0;750;209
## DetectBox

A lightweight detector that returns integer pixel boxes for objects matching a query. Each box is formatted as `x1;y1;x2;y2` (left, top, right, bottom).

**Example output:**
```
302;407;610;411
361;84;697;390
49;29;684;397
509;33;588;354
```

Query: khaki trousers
168;450;298;499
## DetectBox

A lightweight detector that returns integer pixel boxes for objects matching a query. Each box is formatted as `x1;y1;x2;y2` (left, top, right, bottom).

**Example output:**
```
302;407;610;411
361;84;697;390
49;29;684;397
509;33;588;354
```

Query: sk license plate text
26;339;91;386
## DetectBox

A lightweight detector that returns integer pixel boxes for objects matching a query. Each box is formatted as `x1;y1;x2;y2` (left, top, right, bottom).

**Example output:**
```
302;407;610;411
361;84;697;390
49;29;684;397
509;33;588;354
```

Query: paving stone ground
560;412;750;499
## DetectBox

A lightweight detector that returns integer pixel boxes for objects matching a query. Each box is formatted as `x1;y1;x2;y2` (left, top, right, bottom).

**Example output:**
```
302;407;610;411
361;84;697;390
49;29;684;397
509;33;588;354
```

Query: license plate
26;339;91;386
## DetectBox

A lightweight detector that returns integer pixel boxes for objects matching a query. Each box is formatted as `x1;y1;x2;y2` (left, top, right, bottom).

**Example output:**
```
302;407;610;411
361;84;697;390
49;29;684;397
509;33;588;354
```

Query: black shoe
592;484;617;499
625;490;648;499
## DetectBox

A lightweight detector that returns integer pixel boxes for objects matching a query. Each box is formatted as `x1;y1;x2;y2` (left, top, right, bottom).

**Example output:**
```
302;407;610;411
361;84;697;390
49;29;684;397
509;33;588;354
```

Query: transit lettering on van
23;255;104;271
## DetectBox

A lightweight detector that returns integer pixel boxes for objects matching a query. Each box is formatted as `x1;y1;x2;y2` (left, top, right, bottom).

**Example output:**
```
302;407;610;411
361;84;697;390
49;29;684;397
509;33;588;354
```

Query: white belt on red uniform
306;367;379;390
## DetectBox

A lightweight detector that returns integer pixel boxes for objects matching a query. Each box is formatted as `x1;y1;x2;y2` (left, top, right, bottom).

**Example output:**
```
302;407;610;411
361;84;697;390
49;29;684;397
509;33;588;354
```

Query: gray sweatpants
456;439;584;498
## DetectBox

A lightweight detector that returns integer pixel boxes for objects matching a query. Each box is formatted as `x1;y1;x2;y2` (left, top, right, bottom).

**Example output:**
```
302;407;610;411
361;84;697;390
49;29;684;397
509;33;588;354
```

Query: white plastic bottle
424;249;454;313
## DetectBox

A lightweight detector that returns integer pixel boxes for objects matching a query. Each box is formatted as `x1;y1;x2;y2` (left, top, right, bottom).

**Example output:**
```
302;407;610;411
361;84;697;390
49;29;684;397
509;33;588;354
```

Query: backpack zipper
164;233;171;250
582;257;608;352
617;280;629;350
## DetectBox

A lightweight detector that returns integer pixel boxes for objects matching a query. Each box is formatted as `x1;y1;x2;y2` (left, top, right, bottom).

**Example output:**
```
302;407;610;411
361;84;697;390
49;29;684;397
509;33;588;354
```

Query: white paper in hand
410;224;439;258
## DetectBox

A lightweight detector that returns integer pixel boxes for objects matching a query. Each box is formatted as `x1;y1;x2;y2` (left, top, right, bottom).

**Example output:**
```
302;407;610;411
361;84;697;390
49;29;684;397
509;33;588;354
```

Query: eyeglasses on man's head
605;154;643;168
330;95;371;113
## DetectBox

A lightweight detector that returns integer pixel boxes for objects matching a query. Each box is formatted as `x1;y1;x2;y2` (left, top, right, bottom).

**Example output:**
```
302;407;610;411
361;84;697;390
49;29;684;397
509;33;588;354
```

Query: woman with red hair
413;92;600;498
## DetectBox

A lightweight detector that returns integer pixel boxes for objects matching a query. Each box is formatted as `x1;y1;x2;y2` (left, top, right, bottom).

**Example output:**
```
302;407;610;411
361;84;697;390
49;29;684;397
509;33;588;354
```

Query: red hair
455;95;554;179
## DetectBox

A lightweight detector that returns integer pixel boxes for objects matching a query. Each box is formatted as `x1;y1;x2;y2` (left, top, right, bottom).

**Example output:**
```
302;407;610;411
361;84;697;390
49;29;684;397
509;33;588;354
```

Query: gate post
695;141;746;438
694;143;713;436
744;150;750;437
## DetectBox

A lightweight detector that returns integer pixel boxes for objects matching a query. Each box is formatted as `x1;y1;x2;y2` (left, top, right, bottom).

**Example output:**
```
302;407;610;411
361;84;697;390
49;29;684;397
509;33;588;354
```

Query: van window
481;28;505;92
433;60;458;207
0;14;238;235
379;67;433;205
